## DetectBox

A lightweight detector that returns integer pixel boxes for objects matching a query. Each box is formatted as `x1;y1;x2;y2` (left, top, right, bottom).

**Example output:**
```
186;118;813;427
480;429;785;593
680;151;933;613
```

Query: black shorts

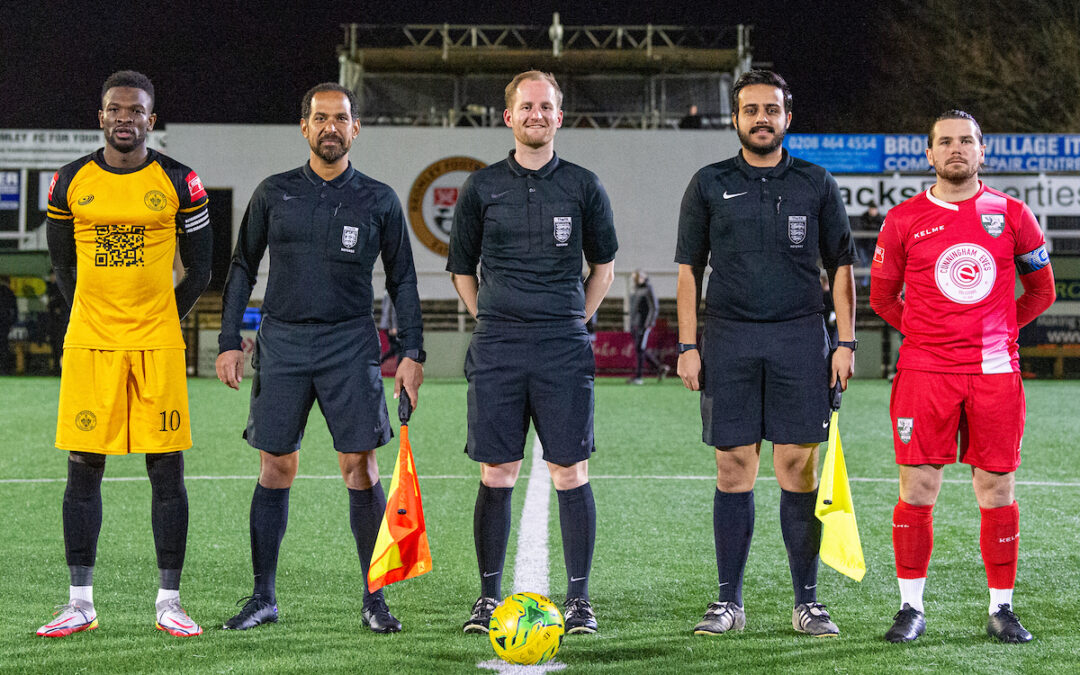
244;316;391;455
700;313;831;448
464;319;595;466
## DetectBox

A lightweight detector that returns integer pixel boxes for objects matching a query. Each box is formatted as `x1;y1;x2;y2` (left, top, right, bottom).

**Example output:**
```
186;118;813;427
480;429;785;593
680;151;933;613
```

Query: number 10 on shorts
159;410;182;432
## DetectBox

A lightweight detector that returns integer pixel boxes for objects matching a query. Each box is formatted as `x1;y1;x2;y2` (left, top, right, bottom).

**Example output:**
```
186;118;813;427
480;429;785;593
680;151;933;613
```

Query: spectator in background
0;276;16;375
854;202;885;271
628;269;669;384
679;104;703;129
45;271;71;374
379;290;401;365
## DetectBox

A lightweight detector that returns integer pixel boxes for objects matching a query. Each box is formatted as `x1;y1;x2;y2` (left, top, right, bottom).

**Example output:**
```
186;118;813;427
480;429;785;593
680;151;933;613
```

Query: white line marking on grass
477;436;563;674
477;660;566;673
588;475;1080;488
512;436;551;597
0;474;476;484
6;473;1080;489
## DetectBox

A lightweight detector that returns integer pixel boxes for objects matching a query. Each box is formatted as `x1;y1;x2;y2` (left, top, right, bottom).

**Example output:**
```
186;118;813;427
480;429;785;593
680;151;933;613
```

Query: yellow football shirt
46;149;209;350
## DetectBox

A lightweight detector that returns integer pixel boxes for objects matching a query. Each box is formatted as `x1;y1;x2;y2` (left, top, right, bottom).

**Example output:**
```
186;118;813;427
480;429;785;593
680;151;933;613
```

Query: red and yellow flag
368;425;432;592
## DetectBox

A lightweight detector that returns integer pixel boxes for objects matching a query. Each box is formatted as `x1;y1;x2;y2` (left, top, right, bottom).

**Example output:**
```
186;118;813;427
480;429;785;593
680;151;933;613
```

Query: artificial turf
2;376;1077;673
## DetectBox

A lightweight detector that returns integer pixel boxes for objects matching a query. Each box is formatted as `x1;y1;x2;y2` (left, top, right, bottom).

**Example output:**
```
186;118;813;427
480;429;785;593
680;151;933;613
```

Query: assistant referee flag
368;394;432;592
815;409;866;582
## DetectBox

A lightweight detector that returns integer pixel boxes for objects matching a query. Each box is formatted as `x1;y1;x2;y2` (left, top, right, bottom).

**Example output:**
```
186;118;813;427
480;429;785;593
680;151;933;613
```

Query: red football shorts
889;369;1025;472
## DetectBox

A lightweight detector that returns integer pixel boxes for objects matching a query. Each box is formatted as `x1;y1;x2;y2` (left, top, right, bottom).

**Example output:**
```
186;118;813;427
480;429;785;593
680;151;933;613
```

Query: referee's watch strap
837;339;858;352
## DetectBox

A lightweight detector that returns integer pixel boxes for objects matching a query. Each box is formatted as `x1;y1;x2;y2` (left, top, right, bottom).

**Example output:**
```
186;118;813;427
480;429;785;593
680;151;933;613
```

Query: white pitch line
512;435;551;597
4;473;1080;488
477;435;563;675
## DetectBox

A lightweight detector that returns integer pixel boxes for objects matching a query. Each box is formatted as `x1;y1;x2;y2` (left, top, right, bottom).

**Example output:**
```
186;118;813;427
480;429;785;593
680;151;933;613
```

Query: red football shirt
871;183;1045;374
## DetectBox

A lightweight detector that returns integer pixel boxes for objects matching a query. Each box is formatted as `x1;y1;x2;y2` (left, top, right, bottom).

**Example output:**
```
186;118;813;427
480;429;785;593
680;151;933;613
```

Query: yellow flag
815;410;866;582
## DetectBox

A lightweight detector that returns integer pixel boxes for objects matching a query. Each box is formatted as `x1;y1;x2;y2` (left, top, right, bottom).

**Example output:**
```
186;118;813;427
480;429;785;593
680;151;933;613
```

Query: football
488;592;565;665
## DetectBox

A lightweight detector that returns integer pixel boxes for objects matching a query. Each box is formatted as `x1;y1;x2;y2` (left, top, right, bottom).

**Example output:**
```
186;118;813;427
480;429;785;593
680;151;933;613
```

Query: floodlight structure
338;14;753;129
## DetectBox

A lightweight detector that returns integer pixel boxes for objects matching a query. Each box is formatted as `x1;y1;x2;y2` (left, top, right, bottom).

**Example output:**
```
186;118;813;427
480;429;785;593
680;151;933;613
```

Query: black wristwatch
404;348;427;364
837;340;858;352
677;343;698;354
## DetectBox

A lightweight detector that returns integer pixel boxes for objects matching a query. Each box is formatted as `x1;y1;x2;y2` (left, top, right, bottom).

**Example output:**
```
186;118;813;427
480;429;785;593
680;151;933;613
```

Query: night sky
4;1;876;132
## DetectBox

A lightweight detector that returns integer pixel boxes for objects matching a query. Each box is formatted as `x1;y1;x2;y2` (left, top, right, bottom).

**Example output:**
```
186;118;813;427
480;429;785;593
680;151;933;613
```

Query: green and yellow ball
489;592;565;665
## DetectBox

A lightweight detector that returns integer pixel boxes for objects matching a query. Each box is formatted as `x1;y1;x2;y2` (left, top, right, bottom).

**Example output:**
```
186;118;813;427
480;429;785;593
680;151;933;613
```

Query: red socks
980;501;1019;589
893;500;933;578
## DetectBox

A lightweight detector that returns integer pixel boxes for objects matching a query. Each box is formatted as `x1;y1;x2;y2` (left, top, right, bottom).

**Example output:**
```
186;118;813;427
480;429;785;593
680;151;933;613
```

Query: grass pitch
2;376;1078;674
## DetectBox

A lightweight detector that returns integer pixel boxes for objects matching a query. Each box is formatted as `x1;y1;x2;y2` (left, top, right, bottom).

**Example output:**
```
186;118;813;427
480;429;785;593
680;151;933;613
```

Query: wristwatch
837;340;858;352
677;343;698;354
404;348;427;363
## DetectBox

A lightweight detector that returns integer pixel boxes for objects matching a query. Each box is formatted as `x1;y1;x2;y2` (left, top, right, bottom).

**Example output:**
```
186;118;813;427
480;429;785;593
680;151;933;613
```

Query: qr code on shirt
94;225;146;267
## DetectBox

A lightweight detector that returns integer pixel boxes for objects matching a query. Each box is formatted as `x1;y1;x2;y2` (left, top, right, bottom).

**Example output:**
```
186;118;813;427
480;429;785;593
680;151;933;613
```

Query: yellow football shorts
56;348;192;455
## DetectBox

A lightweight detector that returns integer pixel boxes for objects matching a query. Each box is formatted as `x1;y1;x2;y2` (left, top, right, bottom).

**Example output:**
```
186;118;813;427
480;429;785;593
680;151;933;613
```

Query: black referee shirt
446;151;618;323
675;149;855;322
219;162;422;353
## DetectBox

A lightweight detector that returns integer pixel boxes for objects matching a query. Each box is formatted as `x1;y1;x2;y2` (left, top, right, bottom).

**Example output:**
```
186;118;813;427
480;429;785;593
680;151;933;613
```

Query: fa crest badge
553;216;572;247
788;215;807;244
897;417;914;444
341;225;359;251
981;214;1005;238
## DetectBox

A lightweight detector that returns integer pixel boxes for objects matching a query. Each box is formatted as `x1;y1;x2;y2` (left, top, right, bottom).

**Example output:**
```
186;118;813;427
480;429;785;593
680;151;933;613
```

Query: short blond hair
504;71;563;110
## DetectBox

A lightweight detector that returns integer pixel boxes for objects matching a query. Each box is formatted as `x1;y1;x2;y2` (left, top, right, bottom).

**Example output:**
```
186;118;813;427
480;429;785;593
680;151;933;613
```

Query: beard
737;124;786;156
935;158;979;182
514;124;554;149
104;127;142;154
312;134;349;163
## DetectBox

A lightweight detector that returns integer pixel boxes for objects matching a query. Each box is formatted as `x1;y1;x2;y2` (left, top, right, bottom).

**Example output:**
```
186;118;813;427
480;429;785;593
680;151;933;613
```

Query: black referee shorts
244;316;392;455
700;313;832;448
464;319;596;466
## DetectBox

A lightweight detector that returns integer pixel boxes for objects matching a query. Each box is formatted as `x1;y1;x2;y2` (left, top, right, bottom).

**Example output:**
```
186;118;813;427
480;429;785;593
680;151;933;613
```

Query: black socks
780;488;822;606
348;483;387;605
250;483;290;601
714;488;755;606
557;483;596;601
474;483;513;599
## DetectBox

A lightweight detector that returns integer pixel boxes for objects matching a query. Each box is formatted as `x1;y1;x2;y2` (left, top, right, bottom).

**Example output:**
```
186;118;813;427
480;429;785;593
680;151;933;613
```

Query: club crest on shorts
981;213;1005;238
788;215;807;244
75;410;97;432
553;217;572;247
341;225;358;251
897;417;913;444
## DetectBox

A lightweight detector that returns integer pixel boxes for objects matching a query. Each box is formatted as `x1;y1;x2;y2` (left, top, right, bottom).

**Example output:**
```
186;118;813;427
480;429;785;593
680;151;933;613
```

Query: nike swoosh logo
570;576;587;582
168;619;195;629
482;571;500;578
282;194;301;201
717;582;729;587
804;584;817;590
723;191;748;200
491;190;511;199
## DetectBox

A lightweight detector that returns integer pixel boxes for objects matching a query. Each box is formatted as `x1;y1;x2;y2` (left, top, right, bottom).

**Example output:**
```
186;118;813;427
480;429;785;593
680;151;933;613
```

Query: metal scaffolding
337;14;752;129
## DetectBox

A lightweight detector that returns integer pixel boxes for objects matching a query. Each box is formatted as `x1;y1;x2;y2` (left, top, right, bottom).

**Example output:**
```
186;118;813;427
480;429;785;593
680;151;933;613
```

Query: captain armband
1014;245;1049;274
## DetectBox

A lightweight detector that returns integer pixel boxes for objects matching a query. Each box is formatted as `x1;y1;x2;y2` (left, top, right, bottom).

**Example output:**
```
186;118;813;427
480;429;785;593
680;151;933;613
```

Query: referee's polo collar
734;148;792;179
507;150;560;178
302;161;355;188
